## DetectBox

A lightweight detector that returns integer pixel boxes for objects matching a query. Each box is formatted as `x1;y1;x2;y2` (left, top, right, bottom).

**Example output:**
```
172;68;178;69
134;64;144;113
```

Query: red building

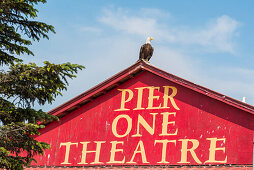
27;60;253;169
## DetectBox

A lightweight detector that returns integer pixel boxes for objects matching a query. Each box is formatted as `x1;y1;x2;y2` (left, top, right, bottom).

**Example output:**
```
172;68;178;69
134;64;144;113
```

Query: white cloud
36;7;254;111
72;8;251;106
177;15;239;54
201;72;254;105
99;8;157;37
152;46;200;80
99;8;240;54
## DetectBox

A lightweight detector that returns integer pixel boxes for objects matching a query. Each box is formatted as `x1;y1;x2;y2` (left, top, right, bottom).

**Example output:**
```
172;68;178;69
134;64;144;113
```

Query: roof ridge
48;60;254;117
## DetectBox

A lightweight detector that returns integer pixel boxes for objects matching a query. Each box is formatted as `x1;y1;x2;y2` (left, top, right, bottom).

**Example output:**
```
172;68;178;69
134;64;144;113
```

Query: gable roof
48;60;254;117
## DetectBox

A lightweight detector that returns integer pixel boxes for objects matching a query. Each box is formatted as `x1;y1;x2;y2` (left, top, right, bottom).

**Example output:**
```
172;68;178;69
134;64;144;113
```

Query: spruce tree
0;0;84;169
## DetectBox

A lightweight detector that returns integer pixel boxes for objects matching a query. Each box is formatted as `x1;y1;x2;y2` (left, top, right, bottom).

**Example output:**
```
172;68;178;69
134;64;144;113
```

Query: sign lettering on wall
32;70;253;166
59;86;227;165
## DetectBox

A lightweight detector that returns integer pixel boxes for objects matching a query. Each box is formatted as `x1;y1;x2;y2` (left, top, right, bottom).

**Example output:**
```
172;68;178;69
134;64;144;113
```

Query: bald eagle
139;37;154;62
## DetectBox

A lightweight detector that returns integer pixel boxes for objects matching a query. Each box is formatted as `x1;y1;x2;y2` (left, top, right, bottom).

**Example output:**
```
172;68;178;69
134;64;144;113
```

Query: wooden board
32;71;254;166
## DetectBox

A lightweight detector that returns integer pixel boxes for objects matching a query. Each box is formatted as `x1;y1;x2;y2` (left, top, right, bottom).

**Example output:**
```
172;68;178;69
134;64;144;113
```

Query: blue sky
24;0;254;111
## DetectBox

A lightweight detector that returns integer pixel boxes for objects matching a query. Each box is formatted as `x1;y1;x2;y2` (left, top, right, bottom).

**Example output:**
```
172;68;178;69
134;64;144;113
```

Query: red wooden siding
30;71;254;167
26;165;253;170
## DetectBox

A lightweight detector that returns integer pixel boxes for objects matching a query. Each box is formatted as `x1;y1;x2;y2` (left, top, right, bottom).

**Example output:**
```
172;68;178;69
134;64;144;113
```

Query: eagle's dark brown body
139;43;154;61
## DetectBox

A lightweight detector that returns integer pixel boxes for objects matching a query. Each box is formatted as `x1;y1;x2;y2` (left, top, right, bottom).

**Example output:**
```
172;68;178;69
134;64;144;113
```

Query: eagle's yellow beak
151;37;154;40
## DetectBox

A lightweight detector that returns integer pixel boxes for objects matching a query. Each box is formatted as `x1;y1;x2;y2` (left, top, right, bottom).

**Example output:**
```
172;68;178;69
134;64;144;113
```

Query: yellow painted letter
78;141;105;164
154;140;176;163
178;139;201;164
162;86;180;110
60;142;78;164
112;114;132;138
127;141;149;164
159;112;178;136
107;141;125;164
132;113;158;137
205;138;227;163
147;86;162;109
115;89;133;111
133;87;148;110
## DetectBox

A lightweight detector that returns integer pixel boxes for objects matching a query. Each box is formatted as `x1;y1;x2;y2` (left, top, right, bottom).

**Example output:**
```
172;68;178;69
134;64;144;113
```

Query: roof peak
48;60;254;117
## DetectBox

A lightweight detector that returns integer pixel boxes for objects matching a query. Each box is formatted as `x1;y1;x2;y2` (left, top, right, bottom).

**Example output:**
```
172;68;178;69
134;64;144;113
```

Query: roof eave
48;60;254;117
48;60;145;116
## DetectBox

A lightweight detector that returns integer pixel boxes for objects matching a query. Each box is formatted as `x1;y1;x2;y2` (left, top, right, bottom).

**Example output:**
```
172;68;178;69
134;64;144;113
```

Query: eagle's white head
145;37;154;44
